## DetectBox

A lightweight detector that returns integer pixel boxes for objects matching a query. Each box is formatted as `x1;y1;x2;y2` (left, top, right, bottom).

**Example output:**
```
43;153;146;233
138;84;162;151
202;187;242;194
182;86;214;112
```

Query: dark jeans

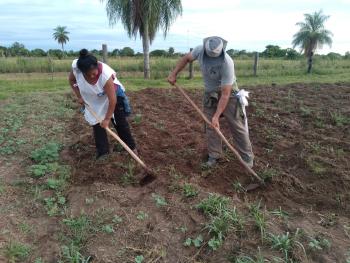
93;96;136;156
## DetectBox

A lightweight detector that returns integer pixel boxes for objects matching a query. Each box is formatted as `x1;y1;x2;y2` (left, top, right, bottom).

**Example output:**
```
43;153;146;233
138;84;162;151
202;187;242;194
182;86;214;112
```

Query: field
0;58;350;262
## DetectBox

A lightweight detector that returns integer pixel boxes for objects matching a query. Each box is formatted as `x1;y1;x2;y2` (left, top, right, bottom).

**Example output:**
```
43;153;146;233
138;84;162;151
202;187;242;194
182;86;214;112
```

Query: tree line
1;42;349;61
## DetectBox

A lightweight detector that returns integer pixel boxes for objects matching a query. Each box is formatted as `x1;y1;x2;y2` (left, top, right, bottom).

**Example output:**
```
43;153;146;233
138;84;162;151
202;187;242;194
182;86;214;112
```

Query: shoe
241;155;254;168
202;156;218;170
96;152;109;160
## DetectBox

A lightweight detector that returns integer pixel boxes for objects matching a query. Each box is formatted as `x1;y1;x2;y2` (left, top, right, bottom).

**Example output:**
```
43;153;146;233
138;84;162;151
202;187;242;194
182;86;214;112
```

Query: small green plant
4;241;31;263
0;179;5;194
152;193;168;207
308;236;331;251
182;183;198;198
102;224;114;234
112;215;123;224
121;162;136;186
183;235;203;248
28;164;48;178
330;111;350;126
137;211;149;221
300;106;312;117
270;207;289;219
61;243;91;263
62;215;92;245
249;201;267;240
44;193;66;216
232;182;246;193
268;229;305;262
46;178;65;190
196;193;229;216
133;113;142;124
31;142;61;163
18;222;32;235
261;168;277;181
135;255;144;263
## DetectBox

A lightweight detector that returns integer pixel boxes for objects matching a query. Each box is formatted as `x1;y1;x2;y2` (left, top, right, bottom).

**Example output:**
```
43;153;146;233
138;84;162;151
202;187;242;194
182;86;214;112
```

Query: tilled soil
57;83;350;262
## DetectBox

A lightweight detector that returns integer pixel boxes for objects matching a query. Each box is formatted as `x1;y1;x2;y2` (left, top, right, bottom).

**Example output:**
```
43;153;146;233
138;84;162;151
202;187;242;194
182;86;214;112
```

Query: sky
0;0;349;54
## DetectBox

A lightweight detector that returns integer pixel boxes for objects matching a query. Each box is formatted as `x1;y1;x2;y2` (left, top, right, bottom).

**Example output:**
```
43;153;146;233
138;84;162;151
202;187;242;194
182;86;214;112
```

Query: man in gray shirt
168;36;254;168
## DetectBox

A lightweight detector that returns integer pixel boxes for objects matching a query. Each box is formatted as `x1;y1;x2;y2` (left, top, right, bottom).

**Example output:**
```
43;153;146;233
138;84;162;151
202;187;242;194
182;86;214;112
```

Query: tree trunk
307;53;313;74
142;24;150;79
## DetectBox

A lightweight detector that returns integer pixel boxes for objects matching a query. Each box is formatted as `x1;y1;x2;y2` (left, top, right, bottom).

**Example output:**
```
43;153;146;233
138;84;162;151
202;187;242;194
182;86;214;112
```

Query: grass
1;56;350;100
268;229;305;262
152;193;168;207
182;183;198;198
249;201;267;241
4;241;31;263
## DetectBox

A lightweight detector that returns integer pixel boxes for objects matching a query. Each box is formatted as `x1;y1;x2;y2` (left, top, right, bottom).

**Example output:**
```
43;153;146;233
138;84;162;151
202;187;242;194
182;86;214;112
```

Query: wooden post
102;44;108;63
253;52;259;77
188;48;193;79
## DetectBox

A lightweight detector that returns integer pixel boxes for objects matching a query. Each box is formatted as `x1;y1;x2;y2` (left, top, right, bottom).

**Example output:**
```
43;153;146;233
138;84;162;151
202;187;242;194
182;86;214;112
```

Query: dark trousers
93;96;136;156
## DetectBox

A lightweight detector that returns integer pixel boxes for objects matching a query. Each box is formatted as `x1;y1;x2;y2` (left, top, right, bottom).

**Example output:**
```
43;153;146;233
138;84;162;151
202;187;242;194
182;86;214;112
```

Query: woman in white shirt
68;49;136;159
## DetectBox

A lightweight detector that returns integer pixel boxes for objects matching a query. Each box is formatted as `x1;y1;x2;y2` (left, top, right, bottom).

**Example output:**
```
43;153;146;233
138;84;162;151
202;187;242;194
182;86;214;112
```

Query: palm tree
102;0;182;79
292;10;333;73
53;26;70;52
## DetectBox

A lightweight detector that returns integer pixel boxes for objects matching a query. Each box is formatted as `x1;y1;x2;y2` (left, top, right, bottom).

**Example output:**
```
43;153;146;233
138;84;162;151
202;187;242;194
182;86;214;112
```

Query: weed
102;224;114;234
300;106;312;117
18;222;32;235
4;241;31;263
307;158;327;175
271;207;289;219
318;213;337;227
182;183;198;198
232;182;246;193
196;193;229;216
268;229;305;262
0;179;5;194
31;142;61;163
176;226;188;233
46;178;65;190
183;235;203;248
135;255;144;263
44;193;66;216
63;215;92;245
60;243;91;263
330;111;350;126
308;236;331;251
249;201;267;240
137;211;149;221
261;168;277;181
112;215;123;224
152;193;168;207
85;197;94;205
133;113;142;124
121;162;136;186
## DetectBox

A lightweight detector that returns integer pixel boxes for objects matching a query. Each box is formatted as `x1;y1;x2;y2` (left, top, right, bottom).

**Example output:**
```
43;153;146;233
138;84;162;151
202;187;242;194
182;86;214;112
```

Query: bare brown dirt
61;83;350;262
1;83;349;263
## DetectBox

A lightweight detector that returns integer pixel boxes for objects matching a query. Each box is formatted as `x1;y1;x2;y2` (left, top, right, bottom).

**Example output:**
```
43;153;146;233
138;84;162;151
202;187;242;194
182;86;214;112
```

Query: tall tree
292;10;333;73
102;0;182;79
53;26;70;52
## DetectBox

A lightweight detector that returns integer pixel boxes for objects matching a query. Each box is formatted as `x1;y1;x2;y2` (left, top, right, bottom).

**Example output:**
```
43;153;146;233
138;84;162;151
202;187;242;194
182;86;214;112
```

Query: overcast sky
0;0;349;54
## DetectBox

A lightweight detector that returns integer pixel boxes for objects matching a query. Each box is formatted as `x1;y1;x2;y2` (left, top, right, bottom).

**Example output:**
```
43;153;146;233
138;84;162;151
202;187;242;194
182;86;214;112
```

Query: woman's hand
77;97;85;105
100;118;110;129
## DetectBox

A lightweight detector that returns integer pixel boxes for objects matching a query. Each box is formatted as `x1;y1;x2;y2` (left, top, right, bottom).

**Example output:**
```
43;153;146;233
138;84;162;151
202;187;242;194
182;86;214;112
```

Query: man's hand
100;118;110;129
211;115;220;129
167;73;177;85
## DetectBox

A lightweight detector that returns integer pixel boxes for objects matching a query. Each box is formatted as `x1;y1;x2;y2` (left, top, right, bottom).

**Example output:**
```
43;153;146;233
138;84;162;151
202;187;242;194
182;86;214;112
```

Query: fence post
253;52;259;76
102;44;108;63
188;48;193;79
